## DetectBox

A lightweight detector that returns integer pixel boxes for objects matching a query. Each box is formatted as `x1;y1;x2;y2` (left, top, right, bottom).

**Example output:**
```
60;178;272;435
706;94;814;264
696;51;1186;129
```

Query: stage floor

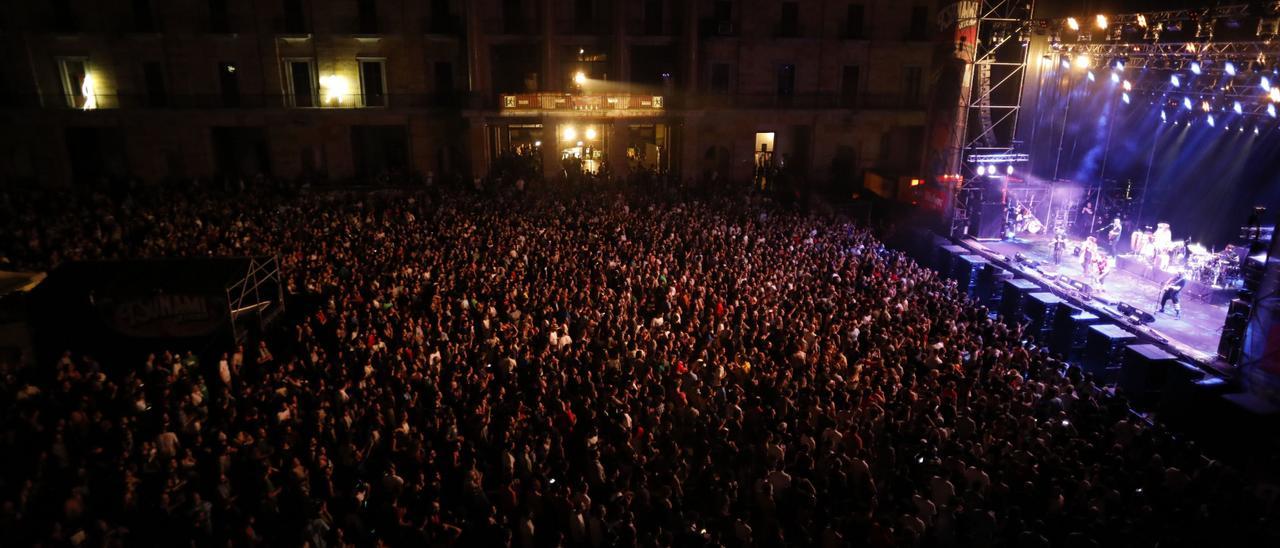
974;237;1228;365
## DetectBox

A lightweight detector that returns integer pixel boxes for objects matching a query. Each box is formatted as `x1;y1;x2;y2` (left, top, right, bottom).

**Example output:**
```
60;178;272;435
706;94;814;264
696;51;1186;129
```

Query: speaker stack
1217;298;1251;365
1049;304;1100;360
977;265;1014;309
1023;292;1065;344
1000;278;1041;324
1083;323;1137;381
951;254;988;298
1119;344;1179;409
936;244;969;277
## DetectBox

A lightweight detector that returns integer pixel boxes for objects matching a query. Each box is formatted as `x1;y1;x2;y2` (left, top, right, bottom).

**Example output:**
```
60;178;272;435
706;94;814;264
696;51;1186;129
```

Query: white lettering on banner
938;2;980;31
109;294;224;338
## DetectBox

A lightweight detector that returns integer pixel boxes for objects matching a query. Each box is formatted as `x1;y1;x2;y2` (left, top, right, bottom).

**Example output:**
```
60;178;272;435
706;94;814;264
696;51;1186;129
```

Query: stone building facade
0;0;935;189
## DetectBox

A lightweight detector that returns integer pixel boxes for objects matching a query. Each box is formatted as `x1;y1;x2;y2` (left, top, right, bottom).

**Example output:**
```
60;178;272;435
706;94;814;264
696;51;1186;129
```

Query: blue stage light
1122;92;1130;104
1207;114;1215;127
1171;74;1180;87
1183;97;1193;109
1225;62;1236;76
1234;101;1243;114
1110;72;1120;83
1087;71;1096;82
1191;62;1201;74
1264;76;1272;91
1269;104;1277;118
1160;110;1167;122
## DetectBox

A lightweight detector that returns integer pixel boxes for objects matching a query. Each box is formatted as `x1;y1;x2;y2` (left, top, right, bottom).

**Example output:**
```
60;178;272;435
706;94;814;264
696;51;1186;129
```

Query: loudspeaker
1000;278;1042;324
1119;344;1179;409
1218;298;1251;364
1116;302;1156;325
1024;292;1065;339
974;200;1007;239
951;254;988;296
1050;305;1099;359
936;244;969;277
977;265;1014;307
1084;323;1137;379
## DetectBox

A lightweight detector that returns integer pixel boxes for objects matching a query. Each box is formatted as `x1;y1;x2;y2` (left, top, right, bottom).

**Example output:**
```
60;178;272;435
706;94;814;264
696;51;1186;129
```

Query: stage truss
949;0;1036;237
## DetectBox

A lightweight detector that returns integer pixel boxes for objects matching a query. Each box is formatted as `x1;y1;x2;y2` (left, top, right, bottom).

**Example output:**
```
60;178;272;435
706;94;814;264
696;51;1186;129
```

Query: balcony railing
685;93;926;110
498;93;665;114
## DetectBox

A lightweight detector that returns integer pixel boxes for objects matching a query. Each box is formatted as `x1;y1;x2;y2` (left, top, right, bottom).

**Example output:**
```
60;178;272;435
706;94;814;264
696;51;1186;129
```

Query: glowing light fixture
1113;60;1125;71
562;126;577;141
1122;80;1132;91
1183;97;1193;110
1191;62;1201;75
1207;114;1215;127
1160;110;1167;122
319;74;350;105
976;165;987;176
1171;74;1181;87
573;71;587;85
1075;54;1090;69
1268;104;1276;117
80;73;98;110
1087;70;1096;82
534;140;542;147
1095;15;1108;30
1225;62;1236;76
1262;76;1272;91
1234;101;1243;114
584;127;598;140
1122;92;1130;104
1255;127;1261;134
1201;100;1211;112
1067;17;1080;31
1271;87;1280;102
1110;72;1120;83
1006;165;1014;175
1137;14;1148;28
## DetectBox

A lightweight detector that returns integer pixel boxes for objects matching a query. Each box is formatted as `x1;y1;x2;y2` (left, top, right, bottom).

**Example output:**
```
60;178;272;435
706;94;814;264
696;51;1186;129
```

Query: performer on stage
1092;253;1112;288
1102;218;1122;254
1158;271;1188;319
1081;236;1098;272
1052;233;1066;265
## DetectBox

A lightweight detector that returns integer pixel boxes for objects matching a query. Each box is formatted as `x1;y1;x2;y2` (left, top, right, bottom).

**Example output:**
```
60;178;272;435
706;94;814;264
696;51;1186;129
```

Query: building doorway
754;132;776;190
557;123;605;175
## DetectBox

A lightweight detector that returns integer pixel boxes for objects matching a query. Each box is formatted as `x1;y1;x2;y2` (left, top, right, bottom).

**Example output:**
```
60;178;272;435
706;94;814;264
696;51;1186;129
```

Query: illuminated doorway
558;123;605;175
754;132;776;190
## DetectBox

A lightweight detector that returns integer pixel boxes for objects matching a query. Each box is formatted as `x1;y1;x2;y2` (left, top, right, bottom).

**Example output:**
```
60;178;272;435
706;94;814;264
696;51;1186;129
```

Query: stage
958;235;1231;369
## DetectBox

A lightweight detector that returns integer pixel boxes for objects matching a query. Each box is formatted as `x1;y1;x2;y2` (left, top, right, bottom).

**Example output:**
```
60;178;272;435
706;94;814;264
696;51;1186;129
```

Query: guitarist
1098;218;1123;254
1158;271;1187;319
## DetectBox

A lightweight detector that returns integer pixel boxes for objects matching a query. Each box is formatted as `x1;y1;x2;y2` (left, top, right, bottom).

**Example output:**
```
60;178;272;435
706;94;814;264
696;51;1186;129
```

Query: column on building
542;119;562;180
608;118;628;178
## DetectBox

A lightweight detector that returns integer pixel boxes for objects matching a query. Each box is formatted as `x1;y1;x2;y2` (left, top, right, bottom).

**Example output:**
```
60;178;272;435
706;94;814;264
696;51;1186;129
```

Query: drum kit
1186;245;1241;288
1127;225;1239;288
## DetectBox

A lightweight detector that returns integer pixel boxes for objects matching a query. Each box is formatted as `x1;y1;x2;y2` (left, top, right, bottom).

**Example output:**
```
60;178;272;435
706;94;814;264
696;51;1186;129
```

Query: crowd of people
0;181;1276;547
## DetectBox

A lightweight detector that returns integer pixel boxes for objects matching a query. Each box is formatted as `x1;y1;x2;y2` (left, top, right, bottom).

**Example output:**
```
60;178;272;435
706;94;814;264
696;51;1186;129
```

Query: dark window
52;0;78;32
429;0;455;33
909;5;928;40
434;61;454;92
144;62;167;107
283;0;307;33
219;63;240;107
904;66;922;105
841;65;859;106
357;0;377;34
710;63;730;93
360;59;386;106
778;2;798;37
503;0;523;33
574;0;593;34
133;0;156;32
209;0;231;33
777;63;795;97
288;60;315;107
845;4;864;38
644;0;663;35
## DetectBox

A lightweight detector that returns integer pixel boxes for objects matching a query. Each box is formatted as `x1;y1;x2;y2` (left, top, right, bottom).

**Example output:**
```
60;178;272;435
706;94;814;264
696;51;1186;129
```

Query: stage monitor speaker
1159;360;1208;423
1000;278;1042;324
1120;344;1179;409
1116;302;1156;325
1083;323;1138;380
